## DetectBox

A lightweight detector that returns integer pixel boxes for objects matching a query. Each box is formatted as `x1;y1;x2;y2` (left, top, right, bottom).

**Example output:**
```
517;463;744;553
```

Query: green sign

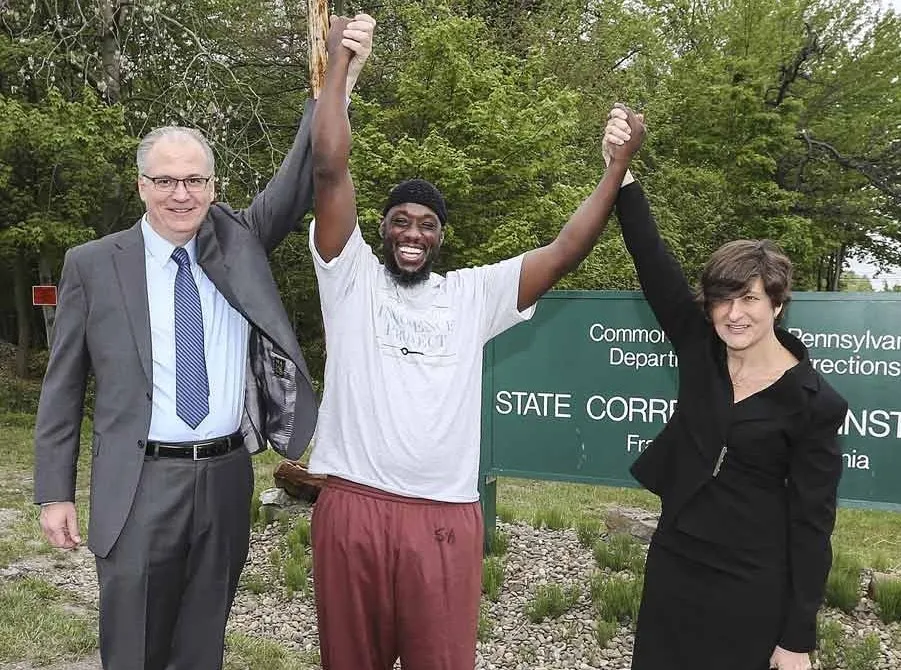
479;291;901;531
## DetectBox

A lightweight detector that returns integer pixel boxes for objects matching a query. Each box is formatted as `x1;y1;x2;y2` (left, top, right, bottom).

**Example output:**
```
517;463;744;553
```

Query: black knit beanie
381;179;448;225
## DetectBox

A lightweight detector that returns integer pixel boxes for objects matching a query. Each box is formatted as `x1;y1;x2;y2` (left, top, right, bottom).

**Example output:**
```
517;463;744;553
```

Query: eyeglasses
142;174;213;192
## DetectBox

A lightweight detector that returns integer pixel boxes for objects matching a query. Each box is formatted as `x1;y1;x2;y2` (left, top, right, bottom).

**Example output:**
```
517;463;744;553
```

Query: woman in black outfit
604;106;848;670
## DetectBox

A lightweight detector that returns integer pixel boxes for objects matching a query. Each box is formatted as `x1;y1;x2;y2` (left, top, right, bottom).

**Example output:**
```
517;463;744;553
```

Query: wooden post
307;0;330;98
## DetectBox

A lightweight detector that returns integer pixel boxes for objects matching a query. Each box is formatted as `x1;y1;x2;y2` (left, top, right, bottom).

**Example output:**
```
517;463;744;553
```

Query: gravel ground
4;512;900;669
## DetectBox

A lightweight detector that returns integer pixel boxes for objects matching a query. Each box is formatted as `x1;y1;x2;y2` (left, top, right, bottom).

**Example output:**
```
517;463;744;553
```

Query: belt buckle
192;444;214;461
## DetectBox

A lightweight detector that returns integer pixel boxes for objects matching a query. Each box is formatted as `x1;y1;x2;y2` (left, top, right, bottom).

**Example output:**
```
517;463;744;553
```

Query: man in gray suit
32;16;375;669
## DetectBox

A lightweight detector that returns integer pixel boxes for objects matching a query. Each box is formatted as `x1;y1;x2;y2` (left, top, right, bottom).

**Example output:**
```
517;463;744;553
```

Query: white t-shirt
308;223;535;502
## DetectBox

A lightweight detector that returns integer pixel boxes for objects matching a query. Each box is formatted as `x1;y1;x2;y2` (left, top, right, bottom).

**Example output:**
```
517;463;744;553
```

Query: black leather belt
145;433;244;460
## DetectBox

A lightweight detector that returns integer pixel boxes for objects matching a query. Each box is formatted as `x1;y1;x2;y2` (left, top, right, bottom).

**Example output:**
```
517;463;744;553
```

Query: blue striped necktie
171;246;209;428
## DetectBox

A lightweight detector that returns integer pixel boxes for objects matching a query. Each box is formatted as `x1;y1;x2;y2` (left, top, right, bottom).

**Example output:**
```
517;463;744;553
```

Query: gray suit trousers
95;447;254;670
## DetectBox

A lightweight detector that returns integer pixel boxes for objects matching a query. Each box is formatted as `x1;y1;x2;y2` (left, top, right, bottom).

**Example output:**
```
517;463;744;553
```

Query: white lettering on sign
840;409;901;439
494;391;572;418
585;396;677;423
589;324;667;344
609;347;679;370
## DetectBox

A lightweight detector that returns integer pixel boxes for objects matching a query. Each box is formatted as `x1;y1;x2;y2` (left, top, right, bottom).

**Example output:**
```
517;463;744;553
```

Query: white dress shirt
142;217;249;441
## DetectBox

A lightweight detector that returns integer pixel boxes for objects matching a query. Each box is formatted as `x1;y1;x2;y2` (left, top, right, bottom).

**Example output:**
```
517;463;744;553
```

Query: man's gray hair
136;126;215;175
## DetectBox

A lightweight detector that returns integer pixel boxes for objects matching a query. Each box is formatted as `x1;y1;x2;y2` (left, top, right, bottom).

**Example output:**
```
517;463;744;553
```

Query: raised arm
312;15;375;262
605;107;706;351
516;105;644;312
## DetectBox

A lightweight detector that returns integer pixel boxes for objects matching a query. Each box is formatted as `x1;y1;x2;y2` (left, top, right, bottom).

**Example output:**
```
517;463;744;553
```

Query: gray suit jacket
33;100;319;558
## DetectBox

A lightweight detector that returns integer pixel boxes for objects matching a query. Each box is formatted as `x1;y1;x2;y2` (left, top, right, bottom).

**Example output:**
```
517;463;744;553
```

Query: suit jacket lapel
112;222;153;385
196;218;303;365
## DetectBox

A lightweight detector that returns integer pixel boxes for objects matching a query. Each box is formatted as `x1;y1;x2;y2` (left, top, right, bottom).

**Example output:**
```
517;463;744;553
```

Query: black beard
382;238;438;287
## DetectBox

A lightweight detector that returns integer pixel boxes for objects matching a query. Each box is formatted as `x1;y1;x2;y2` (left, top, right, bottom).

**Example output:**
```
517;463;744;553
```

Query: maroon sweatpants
312;477;483;670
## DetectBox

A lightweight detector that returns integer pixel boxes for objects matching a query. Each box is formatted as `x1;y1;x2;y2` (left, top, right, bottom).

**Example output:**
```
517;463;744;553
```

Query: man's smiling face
381;202;443;286
138;135;215;246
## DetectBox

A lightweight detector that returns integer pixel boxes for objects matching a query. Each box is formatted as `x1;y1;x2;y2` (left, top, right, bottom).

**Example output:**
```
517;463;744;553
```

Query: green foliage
531;507;569;530
524;583;581;623
844;633;881;670
590;572;643;626
575;518;603;549
477;603;493;642
872;575;901;624
283;552;312;599
485;529;509;557
816;617;843;670
593;618;619;649
0;577;97;664
496;504;517;523
825;552;862;613
839;271;875;292
593;534;645;574
482;556;504;602
287;518;312;553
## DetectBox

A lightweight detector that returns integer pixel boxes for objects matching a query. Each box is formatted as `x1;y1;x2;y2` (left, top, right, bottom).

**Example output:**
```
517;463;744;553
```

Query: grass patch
286;518;312;555
590;572;642;626
575;517;603;549
844;633;881;670
477;603;493;642
486;529;509;557
593;618;619;649
817;617;843;670
524;583;580;623
593;533;645;574
482;556;504;602
531;507;569;531
496;503;517;524
872;575;901;623
499;478;659;522
239;571;270;595
283;552;312;599
824;551;861;613
0;576;97;664
224;632;319;669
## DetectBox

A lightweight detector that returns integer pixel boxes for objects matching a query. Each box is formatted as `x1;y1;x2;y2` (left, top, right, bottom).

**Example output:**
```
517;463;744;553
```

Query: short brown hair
697;240;793;321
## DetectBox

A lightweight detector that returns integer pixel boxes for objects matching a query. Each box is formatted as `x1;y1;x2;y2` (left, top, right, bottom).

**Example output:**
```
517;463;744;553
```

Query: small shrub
844;633;881;670
482;557;504;602
268;547;282;569
283;553;312;598
824;552;861;613
593;533;644;574
575;518;603;549
477;604;493;642
525;583;580;623
816;616;843;670
872;575;901;623
531;507;569;531
593;618;618;648
240;572;268;595
590;572;642;625
496;504;517;523
286;518;312;558
486;530;509;557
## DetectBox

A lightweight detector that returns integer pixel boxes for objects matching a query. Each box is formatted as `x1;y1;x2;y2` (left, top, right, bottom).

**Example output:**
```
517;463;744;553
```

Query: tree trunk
98;0;124;104
307;0;330;98
13;251;31;379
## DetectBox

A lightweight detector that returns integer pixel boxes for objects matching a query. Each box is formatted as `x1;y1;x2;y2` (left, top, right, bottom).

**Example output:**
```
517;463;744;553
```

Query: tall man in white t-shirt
309;16;641;670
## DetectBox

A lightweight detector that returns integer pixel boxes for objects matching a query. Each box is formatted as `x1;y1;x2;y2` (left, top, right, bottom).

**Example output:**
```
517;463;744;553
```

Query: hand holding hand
326;15;353;62
769;646;812;670
40;501;81;550
603;103;646;165
344;14;376;97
